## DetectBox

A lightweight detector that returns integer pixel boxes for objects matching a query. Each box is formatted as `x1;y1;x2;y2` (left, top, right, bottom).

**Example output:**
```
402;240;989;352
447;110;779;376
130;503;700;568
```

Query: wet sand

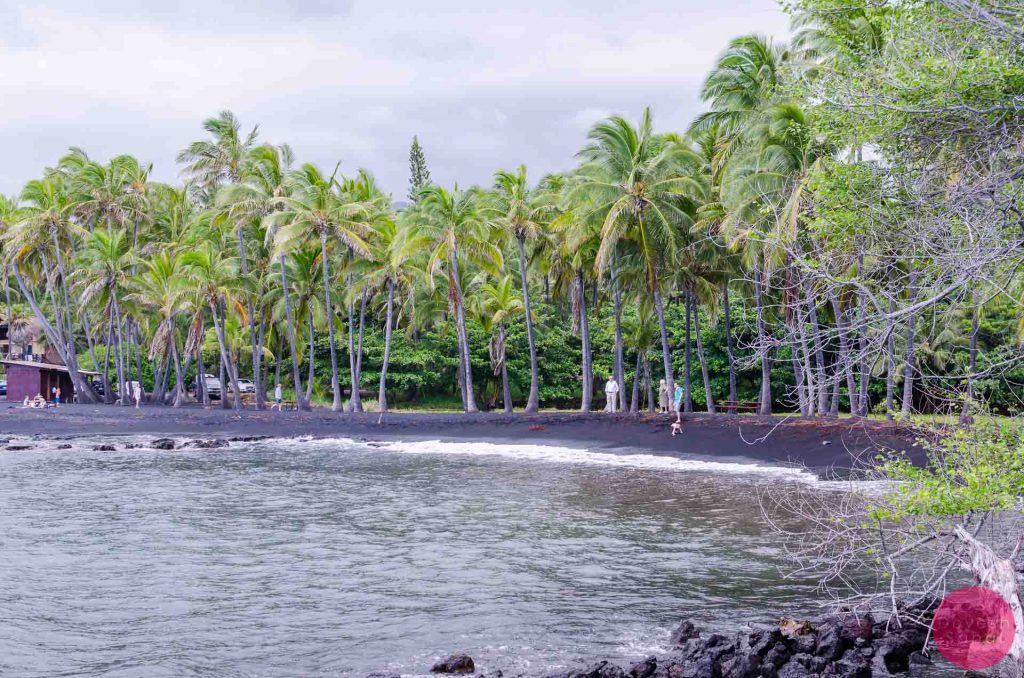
0;404;921;474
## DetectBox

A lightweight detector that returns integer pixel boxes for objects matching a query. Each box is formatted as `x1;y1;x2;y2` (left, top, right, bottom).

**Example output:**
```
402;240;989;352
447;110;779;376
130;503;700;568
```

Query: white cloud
0;0;790;197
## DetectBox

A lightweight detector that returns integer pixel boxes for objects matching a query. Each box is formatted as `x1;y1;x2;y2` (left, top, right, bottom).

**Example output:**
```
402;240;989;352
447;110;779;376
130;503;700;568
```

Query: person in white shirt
273;383;283;411
604;375;620;413
133;382;142;409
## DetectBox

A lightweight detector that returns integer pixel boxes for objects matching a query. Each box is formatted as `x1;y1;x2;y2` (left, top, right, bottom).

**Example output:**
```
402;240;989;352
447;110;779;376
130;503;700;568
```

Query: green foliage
871;420;1024;521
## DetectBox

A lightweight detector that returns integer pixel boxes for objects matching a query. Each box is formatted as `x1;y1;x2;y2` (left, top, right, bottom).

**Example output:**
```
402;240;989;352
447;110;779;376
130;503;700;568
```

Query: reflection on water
0;437;834;677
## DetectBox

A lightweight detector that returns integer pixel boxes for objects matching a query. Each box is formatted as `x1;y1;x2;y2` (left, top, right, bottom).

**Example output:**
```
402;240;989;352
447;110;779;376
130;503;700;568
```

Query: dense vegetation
1;0;1021;419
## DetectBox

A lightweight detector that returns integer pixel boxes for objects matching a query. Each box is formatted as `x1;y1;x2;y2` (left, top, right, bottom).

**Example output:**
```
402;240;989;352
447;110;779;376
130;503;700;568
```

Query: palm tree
365;214;427;413
131;252;191;407
478;275;525;413
338;170;392;412
414;185;502;413
488;166;545;413
178;111;259;196
182;243;247;410
573;108;706;414
274;163;371;411
7;176;99;402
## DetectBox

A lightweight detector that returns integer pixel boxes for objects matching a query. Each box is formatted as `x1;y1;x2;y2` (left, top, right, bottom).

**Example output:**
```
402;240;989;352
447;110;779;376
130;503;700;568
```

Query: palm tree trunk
210;303;241;411
354;289;367;411
577;271;592;412
611;260;626;412
3;269;12;359
196;349;208;407
170;328;185;408
449;250;479;413
112;297;127;407
631;351;641;413
305;309;315;405
653;284;676;413
278;253;308;411
320;232;343;412
753;263;772;415
723;283;738;404
901;264;920;417
683;292;694;413
517;236;540;413
693;297;715;413
11;259;97;402
499;323;513;414
378;278;395;413
644;355;655;413
236;224;265;410
345;250;363;412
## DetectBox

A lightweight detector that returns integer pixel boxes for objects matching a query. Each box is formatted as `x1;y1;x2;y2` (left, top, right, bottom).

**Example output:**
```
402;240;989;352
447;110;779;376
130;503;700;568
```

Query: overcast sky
0;0;789;199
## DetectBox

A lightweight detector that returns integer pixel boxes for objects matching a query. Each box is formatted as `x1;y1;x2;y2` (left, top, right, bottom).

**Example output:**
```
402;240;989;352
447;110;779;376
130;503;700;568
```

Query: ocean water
0;436;860;677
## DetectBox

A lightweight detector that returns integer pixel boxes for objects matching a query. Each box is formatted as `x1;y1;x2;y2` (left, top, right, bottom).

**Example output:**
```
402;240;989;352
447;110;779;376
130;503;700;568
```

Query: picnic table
716;400;760;413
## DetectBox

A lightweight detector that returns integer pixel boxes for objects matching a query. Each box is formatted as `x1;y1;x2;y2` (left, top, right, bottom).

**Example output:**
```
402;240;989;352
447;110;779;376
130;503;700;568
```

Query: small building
1;360;98;402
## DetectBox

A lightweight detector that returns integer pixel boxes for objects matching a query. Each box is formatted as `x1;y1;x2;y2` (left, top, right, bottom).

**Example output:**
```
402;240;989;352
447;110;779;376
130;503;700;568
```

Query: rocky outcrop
545;613;930;678
151;438;175;450
187;439;229;449
432;653;476;674
92;444;116;451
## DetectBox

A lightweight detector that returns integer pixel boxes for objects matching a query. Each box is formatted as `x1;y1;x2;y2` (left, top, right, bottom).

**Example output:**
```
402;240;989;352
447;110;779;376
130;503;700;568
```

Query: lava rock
124;443;142;449
871;628;927;675
682;654;720;678
764;643;790;669
6;444;32;450
431;653;475;675
627;656;657;678
720;652;760;678
229;435;269;442
56;443;72;449
671;621;701;646
837;615;873;645
92;444;116;451
151;438;176;450
775;661;812;678
814;625;842;663
190;439;229;449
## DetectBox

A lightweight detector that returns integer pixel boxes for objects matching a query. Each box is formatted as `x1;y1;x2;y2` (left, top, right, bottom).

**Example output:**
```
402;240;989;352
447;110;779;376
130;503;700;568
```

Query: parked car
201;373;222;399
0;380;6;396
235;379;256;394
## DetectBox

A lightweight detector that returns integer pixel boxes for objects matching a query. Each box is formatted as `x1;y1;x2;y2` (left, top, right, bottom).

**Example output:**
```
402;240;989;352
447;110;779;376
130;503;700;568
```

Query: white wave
270;435;823;482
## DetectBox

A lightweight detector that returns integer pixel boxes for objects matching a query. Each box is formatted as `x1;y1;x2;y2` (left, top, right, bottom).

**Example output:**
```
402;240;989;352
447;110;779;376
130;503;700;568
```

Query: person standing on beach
604;375;619;413
133;382;142;409
659;379;669;413
673;384;684;414
273;383;283;411
54;387;61;407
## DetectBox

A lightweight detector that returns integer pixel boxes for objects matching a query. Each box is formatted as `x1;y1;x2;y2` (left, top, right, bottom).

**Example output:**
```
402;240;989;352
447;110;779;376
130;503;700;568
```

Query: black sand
0;404;922;474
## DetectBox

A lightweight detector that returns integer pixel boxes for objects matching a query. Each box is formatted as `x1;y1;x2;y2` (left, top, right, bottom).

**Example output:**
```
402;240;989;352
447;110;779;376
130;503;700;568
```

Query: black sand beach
0;405;920;473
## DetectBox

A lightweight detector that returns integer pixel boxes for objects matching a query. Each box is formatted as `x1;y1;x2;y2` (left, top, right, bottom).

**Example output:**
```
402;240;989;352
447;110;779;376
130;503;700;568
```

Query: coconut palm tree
477;275;525;413
573;108;706;414
182;242;248;410
8;176;99;402
488;165;546;413
178;111;259;197
131;252;192;407
364;214;427;413
273;163;371;411
414;185;502;413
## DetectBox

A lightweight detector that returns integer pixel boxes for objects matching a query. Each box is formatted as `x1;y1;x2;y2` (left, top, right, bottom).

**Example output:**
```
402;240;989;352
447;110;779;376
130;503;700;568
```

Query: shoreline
0;404;921;474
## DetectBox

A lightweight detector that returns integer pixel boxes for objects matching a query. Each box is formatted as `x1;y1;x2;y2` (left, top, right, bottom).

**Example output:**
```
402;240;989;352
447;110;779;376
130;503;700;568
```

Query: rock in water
92;445;116;451
151;438;175;450
190;439;228;449
431;654;475;674
670;620;701;646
